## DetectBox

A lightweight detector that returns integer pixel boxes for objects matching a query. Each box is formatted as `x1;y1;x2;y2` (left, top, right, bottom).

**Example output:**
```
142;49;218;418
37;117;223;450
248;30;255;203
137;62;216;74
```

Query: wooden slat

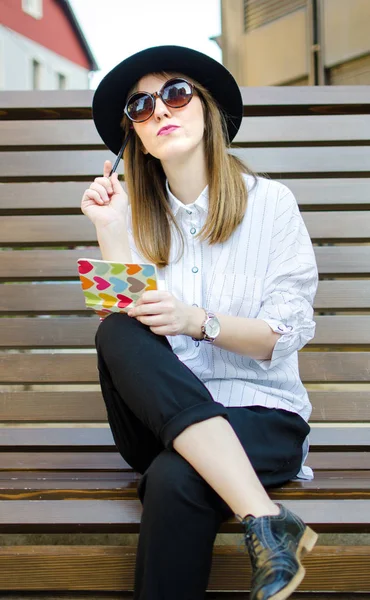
239;86;370;114
279;178;370;208
0;182;95;211
0;452;128;470
314;279;370;307
2;281;370;317
1;180;369;211
0;391;107;422
3;115;370;148
300;352;370;382
0;352;369;384
235;115;370;144
2;87;370;118
0;426;367;451
4;280;370;315
2;316;370;348
1;248;369;280
0;316;101;345
0;545;368;592
0;470;135;482
1;283;370;320
304;212;370;240
0;428;115;451
0;471;369;501
1;147;370;180
311;316;370;345
1;390;369;423
0;499;368;532
231;147;370;175
0;90;94;117
0;472;139;501
1;213;369;245
309;391;370;422
308;428;370;450
0;451;367;471
307;452;370;470
0;249;99;279
0;121;102;148
0;216;96;245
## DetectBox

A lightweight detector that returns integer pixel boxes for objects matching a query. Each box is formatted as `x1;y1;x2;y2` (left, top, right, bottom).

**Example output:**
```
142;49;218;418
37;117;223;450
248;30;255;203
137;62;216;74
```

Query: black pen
109;130;133;176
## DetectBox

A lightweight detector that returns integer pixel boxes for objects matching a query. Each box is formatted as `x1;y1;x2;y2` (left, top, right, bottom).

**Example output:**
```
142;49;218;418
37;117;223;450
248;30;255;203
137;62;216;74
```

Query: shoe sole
265;525;319;600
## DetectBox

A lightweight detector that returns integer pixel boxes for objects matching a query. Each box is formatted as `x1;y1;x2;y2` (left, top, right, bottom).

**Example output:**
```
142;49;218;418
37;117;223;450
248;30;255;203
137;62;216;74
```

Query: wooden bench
0;87;369;598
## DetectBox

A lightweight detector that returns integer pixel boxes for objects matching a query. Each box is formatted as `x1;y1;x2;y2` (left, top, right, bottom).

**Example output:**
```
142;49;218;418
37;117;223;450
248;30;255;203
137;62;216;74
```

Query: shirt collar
165;179;209;216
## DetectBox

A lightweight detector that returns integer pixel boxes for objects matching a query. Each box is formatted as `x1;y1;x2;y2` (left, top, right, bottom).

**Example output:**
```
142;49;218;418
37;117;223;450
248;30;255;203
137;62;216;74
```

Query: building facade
219;0;370;86
0;0;97;90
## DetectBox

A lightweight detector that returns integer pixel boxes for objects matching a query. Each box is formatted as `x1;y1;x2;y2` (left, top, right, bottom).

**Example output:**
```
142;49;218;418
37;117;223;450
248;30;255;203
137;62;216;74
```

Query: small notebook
77;258;158;319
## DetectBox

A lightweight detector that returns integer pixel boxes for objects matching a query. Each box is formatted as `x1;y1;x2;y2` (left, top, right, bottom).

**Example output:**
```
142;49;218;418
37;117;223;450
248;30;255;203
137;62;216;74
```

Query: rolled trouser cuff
160;400;230;449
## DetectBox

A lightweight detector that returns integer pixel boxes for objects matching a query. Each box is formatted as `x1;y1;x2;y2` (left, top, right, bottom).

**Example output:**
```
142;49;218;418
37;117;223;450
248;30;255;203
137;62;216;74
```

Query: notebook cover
77;258;157;319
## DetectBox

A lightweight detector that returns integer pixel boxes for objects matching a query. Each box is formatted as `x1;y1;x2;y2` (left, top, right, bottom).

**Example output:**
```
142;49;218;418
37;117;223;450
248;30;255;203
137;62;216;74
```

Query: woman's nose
153;96;171;120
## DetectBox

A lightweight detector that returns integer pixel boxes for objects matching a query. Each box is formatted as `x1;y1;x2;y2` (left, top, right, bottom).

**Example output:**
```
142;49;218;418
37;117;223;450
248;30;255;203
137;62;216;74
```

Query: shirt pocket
204;273;263;319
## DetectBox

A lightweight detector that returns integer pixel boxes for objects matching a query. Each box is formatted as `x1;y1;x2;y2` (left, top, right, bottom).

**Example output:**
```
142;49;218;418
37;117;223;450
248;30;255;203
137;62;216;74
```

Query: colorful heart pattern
77;259;157;319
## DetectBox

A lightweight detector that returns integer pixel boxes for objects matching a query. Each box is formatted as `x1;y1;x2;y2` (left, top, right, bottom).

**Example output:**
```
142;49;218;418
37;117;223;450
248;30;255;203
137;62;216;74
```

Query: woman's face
131;73;205;163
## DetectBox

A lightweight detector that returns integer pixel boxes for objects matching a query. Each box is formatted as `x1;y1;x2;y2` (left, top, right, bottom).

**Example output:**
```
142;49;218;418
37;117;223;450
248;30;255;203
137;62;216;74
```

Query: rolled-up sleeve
254;186;318;370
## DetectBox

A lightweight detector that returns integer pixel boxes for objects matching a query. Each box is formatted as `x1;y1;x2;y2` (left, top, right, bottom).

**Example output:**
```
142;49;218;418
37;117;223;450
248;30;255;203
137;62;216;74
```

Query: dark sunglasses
124;77;194;123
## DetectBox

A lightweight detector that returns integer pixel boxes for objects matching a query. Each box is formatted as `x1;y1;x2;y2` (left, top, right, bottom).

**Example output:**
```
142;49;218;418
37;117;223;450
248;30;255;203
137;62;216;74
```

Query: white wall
0;25;91;90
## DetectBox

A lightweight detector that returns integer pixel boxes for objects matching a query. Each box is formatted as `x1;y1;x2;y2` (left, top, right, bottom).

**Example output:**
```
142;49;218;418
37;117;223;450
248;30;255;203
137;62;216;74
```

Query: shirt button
192;267;199;273
186;210;192;215
190;227;196;234
277;324;293;333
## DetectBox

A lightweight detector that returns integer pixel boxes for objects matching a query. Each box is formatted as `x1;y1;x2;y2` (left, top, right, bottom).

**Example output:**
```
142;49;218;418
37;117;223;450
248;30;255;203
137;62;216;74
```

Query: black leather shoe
236;503;318;600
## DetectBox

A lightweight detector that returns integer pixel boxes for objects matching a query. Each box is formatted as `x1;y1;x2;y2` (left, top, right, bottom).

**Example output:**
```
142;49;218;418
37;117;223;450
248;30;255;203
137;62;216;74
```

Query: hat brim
92;45;243;156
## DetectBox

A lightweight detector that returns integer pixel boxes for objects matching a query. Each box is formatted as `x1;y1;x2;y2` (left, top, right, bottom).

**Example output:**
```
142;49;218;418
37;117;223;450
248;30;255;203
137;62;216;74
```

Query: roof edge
56;0;99;71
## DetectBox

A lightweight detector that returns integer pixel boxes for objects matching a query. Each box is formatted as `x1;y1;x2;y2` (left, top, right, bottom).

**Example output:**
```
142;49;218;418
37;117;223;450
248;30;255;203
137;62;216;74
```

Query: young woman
81;45;319;600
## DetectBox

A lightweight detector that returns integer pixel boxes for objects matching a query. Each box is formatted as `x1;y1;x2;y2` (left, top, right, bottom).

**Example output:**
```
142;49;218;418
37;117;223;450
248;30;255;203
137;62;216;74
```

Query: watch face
205;317;220;338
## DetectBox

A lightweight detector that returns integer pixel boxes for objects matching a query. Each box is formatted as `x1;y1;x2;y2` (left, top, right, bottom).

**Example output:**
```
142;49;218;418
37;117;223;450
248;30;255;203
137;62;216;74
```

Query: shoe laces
243;522;271;571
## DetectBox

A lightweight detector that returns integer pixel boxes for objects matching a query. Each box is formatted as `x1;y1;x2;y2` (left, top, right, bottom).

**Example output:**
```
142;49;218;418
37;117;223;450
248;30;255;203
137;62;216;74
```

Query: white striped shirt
127;174;318;479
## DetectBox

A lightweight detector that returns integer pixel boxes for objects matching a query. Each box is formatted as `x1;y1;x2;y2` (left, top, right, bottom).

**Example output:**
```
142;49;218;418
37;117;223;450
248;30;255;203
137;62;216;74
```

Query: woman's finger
110;172;124;195
94;177;113;194
130;302;170;316
83;189;104;205
135;314;168;326
103;160;112;179
89;182;109;202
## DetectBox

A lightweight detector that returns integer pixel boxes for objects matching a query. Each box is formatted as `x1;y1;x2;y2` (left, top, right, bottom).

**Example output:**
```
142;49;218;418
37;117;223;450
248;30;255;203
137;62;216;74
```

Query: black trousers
95;313;310;600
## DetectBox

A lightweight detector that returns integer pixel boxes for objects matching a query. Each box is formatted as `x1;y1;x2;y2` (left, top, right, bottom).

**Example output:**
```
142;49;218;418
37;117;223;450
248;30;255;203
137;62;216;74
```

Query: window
22;0;43;19
243;0;306;33
32;59;41;89
57;73;67;89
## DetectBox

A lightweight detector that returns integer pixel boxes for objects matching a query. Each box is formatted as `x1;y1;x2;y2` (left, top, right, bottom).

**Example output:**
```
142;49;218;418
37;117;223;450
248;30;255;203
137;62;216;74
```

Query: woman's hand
81;160;129;228
128;291;204;338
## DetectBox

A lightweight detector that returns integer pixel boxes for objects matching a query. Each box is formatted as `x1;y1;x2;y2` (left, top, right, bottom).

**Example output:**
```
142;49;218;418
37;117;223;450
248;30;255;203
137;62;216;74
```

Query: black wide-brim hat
92;45;243;156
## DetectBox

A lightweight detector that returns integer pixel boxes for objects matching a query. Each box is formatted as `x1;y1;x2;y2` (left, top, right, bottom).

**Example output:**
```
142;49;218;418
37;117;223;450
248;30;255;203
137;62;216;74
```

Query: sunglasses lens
162;79;193;108
126;93;153;122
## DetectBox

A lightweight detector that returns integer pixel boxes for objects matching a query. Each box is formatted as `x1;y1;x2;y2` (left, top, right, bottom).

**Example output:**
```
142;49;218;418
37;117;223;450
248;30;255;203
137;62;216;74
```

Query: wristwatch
193;309;221;343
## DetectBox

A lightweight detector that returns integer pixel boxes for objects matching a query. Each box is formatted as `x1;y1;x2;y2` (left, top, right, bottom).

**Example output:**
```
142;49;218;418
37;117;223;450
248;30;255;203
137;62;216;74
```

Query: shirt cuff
254;318;295;370
263;318;294;335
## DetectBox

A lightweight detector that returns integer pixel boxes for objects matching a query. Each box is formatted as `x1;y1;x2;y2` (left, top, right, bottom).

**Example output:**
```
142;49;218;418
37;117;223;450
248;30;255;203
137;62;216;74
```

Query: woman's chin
154;141;199;163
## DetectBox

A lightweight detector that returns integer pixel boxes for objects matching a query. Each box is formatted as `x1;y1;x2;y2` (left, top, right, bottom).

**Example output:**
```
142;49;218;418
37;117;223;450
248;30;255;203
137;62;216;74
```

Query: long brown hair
121;72;256;268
